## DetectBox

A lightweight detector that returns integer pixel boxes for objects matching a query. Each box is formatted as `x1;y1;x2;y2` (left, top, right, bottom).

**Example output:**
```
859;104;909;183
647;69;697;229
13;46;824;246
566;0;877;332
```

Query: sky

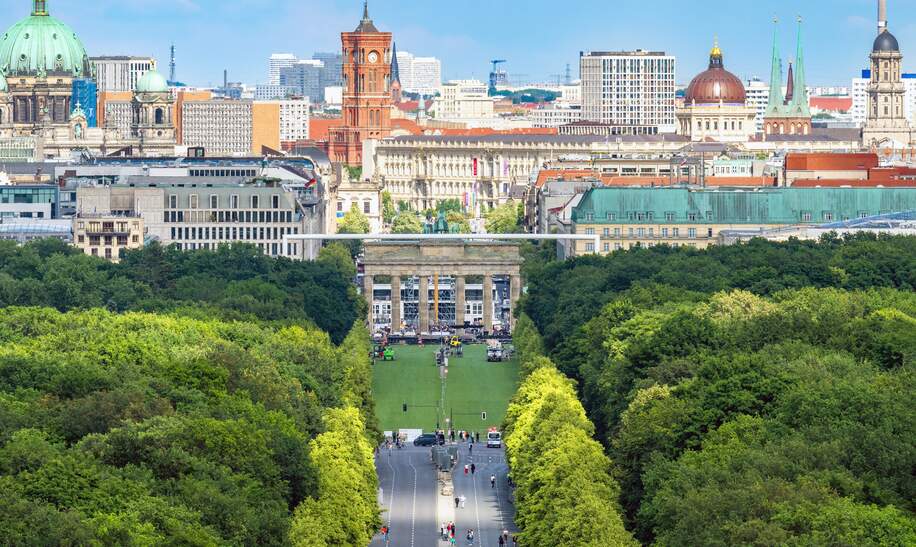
29;0;916;88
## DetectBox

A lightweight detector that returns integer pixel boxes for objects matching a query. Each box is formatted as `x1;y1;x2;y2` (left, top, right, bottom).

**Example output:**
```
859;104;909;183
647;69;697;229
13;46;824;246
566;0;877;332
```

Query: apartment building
181;100;253;156
72;214;144;262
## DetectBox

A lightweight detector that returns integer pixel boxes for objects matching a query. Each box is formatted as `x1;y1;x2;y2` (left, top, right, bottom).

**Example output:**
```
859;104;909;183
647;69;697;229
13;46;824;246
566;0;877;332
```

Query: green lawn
371;343;520;434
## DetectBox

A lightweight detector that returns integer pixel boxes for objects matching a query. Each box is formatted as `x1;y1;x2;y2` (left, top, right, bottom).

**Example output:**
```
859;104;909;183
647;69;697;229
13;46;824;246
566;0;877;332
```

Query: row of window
168;194;283;211
584;227;707;239
164;210;295;223
583;211;874;223
585;241;700;252
169;225;300;241
77;235;139;246
173;241;297;257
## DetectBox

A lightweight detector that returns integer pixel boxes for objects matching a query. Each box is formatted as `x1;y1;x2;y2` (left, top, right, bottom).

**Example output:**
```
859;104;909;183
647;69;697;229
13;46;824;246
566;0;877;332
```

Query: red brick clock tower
329;2;393;166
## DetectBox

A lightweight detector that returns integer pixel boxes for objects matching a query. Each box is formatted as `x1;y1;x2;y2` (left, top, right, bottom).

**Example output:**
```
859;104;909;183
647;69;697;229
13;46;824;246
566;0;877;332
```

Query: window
363;201;371;214
585;228;595;235
636;212;645;221
231;195;239;209
672;228;680;237
585;243;595;252
210;195;218;209
168;194;177;208
705;211;712;220
606;212;616;221
190;194;199;209
602;228;610;237
661;228;669;237
272;195;280;209
613;228;621;237
648;228;654;238
627;228;634;238
801;212;812;222
585;213;594;221
687;213;697;221
665;212;675;222
637;228;645;237
251;195;259;209
603;243;610;252
708;228;714;238
823;212;834;222
859;211;869;219
688;228;697;239
337;201;343;212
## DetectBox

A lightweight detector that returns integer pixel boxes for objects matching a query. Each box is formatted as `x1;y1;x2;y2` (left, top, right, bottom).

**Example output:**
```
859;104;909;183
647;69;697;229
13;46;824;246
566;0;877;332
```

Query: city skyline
32;0;916;88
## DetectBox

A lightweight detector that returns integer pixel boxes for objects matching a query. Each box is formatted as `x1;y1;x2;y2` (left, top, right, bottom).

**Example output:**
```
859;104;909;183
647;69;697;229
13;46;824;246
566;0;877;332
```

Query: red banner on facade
473;158;478;177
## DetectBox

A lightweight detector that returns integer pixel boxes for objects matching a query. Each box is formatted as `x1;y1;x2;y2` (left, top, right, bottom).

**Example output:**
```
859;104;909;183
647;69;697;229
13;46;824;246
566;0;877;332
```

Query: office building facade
91;56;158;93
181;100;253;156
580;50;676;135
280;60;323;104
280;99;310;142
268;53;297;85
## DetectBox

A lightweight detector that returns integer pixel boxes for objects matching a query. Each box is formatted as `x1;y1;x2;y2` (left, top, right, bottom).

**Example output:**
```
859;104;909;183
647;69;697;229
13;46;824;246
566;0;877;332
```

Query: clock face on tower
368;51;379;64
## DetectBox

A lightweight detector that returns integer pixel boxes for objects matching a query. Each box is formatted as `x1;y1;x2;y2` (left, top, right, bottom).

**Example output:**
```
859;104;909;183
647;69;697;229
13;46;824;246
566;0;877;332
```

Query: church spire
391;42;401;84
766;17;785;116
790;16;810;116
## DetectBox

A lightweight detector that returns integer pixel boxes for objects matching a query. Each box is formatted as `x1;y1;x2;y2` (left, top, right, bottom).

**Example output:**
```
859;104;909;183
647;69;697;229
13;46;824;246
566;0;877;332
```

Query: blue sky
33;0;916;87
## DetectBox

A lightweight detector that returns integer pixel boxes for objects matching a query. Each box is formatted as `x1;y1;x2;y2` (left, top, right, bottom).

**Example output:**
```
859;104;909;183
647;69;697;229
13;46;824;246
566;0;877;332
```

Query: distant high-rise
395;50;442;96
268;53;297;85
91;56;157;92
312;52;343;100
580;50;676;135
280;60;323;104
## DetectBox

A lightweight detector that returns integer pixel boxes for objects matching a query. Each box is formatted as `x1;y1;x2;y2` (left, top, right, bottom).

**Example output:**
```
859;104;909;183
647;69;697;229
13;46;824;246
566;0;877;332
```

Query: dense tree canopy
0;240;362;344
518;235;916;545
0;308;380;544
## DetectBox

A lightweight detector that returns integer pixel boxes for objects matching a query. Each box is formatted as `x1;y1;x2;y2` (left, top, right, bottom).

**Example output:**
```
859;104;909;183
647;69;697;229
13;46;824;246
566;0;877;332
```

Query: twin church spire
766;17;810;119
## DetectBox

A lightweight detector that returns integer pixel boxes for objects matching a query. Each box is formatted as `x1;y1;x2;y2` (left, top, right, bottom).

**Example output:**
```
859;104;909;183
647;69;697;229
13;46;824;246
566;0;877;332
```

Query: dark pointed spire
355;1;379;33
784;62;794;105
391;42;401;84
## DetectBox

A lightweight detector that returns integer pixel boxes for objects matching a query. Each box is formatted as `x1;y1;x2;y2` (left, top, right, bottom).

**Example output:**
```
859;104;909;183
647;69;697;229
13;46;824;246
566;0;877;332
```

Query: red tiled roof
809;96;853;112
785;153;878;171
792;178;916;188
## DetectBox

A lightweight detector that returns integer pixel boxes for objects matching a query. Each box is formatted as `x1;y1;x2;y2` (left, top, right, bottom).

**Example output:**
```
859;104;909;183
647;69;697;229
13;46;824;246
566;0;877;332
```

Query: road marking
408;455;418;547
471;455;485;547
385;450;397;546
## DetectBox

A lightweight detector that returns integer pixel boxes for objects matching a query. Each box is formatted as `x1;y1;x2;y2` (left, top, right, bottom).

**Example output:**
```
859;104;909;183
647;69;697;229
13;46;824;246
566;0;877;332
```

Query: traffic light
481;411;487;421
402;403;408;412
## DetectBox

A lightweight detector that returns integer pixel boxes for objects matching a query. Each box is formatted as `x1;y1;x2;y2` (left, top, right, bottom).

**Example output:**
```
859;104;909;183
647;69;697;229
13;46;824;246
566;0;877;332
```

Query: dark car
413;433;438;446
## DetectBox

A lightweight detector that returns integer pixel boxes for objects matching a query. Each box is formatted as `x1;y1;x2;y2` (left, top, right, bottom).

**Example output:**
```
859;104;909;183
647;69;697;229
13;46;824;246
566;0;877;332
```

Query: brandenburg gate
363;241;523;333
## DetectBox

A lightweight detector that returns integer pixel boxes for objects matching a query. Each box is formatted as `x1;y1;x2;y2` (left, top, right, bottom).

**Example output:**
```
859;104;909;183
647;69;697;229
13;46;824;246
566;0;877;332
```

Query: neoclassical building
677;40;756;142
862;0;913;147
0;1;176;159
0;0;93;134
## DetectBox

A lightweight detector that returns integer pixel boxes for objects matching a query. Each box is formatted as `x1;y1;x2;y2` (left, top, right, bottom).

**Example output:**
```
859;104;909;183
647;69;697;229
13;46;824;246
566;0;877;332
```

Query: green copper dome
0;1;92;78
135;69;169;93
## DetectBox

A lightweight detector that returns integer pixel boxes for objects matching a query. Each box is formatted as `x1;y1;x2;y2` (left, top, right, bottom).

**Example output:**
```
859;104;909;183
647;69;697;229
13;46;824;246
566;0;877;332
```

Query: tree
437;198;464;215
391;213;424;234
380;191;397;224
446;211;472;233
485;201;522;234
317;243;356;280
337;204;370;234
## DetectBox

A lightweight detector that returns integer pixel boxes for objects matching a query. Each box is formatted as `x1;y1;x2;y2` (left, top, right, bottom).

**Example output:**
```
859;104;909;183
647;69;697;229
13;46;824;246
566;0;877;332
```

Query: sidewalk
436;469;456;544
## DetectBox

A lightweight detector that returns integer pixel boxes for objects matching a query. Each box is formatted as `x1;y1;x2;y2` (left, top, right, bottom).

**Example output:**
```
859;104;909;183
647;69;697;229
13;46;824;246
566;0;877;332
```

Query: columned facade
363;241;523;334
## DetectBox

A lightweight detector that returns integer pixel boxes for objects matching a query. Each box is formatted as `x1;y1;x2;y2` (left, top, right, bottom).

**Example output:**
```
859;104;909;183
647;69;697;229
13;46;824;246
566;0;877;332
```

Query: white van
486;429;502;448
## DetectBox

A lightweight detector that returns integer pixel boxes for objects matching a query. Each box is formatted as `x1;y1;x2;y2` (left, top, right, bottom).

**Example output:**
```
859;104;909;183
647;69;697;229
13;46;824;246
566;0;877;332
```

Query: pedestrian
460;494;466;508
466;528;474;545
475;431;480;443
440;523;446;539
512;534;518;546
464;464;469;475
503;529;509;541
454;496;460;508
470;463;476;474
490;474;496;488
469;443;473;455
498;536;505;546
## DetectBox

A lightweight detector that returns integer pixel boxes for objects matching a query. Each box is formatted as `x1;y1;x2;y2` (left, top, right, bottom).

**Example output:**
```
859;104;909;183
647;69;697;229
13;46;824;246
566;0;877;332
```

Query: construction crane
489;59;507;95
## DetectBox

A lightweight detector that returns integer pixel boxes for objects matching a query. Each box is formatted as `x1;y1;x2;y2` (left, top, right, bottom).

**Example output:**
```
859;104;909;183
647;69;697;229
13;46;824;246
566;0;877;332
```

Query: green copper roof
0;1;92;78
135;69;169;93
766;18;810;119
573;187;916;225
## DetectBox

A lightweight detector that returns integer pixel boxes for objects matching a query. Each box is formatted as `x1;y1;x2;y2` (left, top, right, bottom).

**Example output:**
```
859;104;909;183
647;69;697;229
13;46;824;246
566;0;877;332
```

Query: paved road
371;442;517;547
371;446;439;547
452;443;517;547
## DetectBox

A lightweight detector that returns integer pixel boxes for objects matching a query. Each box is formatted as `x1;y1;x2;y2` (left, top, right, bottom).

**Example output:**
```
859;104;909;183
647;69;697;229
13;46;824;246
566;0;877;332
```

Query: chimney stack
878;0;888;33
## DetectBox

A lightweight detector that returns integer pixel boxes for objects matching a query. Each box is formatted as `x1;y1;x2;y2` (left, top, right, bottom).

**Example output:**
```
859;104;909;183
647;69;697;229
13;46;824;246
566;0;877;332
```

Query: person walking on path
459;494;467;508
469;443;473;455
498;535;505;546
502;529;509;542
490;474;496;488
470;463;476;474
464;464;469;475
454;496;460;508
466;529;475;545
